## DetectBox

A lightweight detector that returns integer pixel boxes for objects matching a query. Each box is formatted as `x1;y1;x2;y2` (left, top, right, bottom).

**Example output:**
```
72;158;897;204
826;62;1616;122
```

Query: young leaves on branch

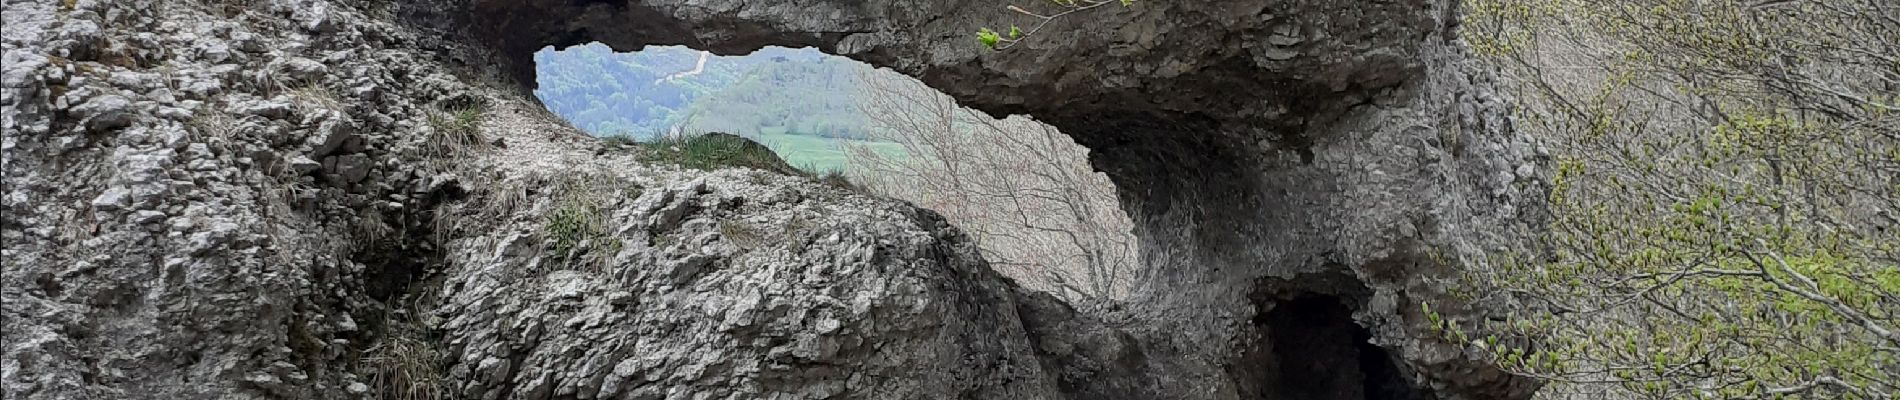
974;0;1136;50
977;28;1001;49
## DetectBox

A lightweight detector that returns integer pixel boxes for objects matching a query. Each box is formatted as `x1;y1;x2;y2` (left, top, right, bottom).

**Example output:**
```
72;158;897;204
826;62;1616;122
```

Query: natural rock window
2;0;1548;398
531;42;1141;303
533;43;885;171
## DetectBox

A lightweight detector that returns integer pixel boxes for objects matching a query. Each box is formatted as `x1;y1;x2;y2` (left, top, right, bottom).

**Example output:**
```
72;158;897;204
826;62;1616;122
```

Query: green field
748;131;909;173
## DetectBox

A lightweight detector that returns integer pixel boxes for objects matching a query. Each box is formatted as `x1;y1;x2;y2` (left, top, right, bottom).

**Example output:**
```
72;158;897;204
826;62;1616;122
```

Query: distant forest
533;44;874;140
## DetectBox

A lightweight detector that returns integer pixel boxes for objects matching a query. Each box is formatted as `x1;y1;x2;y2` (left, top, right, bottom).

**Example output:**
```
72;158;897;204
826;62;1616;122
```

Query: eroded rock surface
435;170;1079;399
459;0;1547;398
4;0;1544;399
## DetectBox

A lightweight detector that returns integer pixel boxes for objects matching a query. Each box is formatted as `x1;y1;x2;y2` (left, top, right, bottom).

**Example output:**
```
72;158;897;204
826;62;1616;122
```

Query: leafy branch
976;0;1134;50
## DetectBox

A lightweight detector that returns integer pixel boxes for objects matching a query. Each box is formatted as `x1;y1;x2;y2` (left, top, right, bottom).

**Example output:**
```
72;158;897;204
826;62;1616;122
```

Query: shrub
1459;0;1900;398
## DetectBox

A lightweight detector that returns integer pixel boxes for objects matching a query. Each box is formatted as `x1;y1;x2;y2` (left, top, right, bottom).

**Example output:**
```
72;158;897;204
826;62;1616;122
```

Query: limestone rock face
435;171;1080;400
459;0;1547;398
3;0;1544;399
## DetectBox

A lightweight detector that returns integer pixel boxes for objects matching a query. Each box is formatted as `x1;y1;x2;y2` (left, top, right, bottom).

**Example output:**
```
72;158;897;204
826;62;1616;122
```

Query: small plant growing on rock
973;0;1138;50
601;134;639;148
717;219;767;250
544;198;606;260
359;296;448;400
541;175;627;272
292;84;346;113
424;104;486;161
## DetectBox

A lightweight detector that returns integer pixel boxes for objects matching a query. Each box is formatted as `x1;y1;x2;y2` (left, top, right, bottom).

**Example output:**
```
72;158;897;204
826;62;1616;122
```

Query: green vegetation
752;131;908;173
636;133;801;174
534;44;750;136
542;176;627;271
544;199;611;261
631;133;876;194
534;44;865;139
537;44;912;173
1457;0;1900;398
674;56;871;140
973;0;1135;50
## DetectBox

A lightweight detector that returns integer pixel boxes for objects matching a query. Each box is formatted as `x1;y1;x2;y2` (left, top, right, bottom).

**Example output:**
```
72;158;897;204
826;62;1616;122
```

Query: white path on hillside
655;50;711;84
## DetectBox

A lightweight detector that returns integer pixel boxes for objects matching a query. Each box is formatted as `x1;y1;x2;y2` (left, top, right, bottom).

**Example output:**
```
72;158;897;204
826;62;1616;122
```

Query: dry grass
811;169;867;194
350;209;396;254
184;112;247;157
423;104;488;169
358;296;448;400
717;219;767;250
292;84;346;114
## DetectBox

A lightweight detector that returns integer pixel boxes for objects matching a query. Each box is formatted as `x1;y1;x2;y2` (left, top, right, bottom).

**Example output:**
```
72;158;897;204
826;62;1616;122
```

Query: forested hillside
676;56;870;139
533;43;869;139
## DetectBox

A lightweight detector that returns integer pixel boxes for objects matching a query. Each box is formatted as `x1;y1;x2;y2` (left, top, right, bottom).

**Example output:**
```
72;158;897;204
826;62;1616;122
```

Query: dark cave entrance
1261;295;1425;400
1233;277;1431;400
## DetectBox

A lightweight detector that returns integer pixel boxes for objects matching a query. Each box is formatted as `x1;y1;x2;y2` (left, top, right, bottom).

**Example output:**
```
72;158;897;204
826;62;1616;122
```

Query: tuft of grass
351;209;397;254
812;169;865;193
293;84;345;113
544;198;608;261
637;133;799;174
541;175;629;272
781;213;816;243
717;220;767;250
424;105;486;162
794;164;870;195
601;134;639;148
359;297;447;400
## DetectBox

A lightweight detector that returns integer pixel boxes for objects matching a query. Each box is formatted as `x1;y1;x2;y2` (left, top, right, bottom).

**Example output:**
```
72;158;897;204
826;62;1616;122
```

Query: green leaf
1120;0;1133;6
1009;25;1022;39
977;28;1001;49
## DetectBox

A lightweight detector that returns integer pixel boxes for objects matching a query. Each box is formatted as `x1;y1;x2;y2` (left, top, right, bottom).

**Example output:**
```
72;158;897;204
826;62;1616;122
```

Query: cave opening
529;41;1143;302
1246;291;1431;400
531;42;904;174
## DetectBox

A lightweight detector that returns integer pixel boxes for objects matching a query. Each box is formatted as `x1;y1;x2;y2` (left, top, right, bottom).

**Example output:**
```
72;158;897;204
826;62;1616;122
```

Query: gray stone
307;117;357;157
196;40;233;63
70;94;134;132
331;154;371;183
230;31;267;52
281;57;327;82
229;98;293;119
288;155;322;175
131;210;166;224
91;188;130;211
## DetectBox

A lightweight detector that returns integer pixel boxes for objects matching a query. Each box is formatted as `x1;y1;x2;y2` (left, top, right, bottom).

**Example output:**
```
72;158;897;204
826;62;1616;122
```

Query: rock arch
0;0;1545;397
451;0;1547;398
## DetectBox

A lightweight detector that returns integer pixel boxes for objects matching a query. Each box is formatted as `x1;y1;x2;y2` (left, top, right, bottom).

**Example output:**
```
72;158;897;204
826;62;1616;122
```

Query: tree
1458;0;1899;398
844;69;1141;304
